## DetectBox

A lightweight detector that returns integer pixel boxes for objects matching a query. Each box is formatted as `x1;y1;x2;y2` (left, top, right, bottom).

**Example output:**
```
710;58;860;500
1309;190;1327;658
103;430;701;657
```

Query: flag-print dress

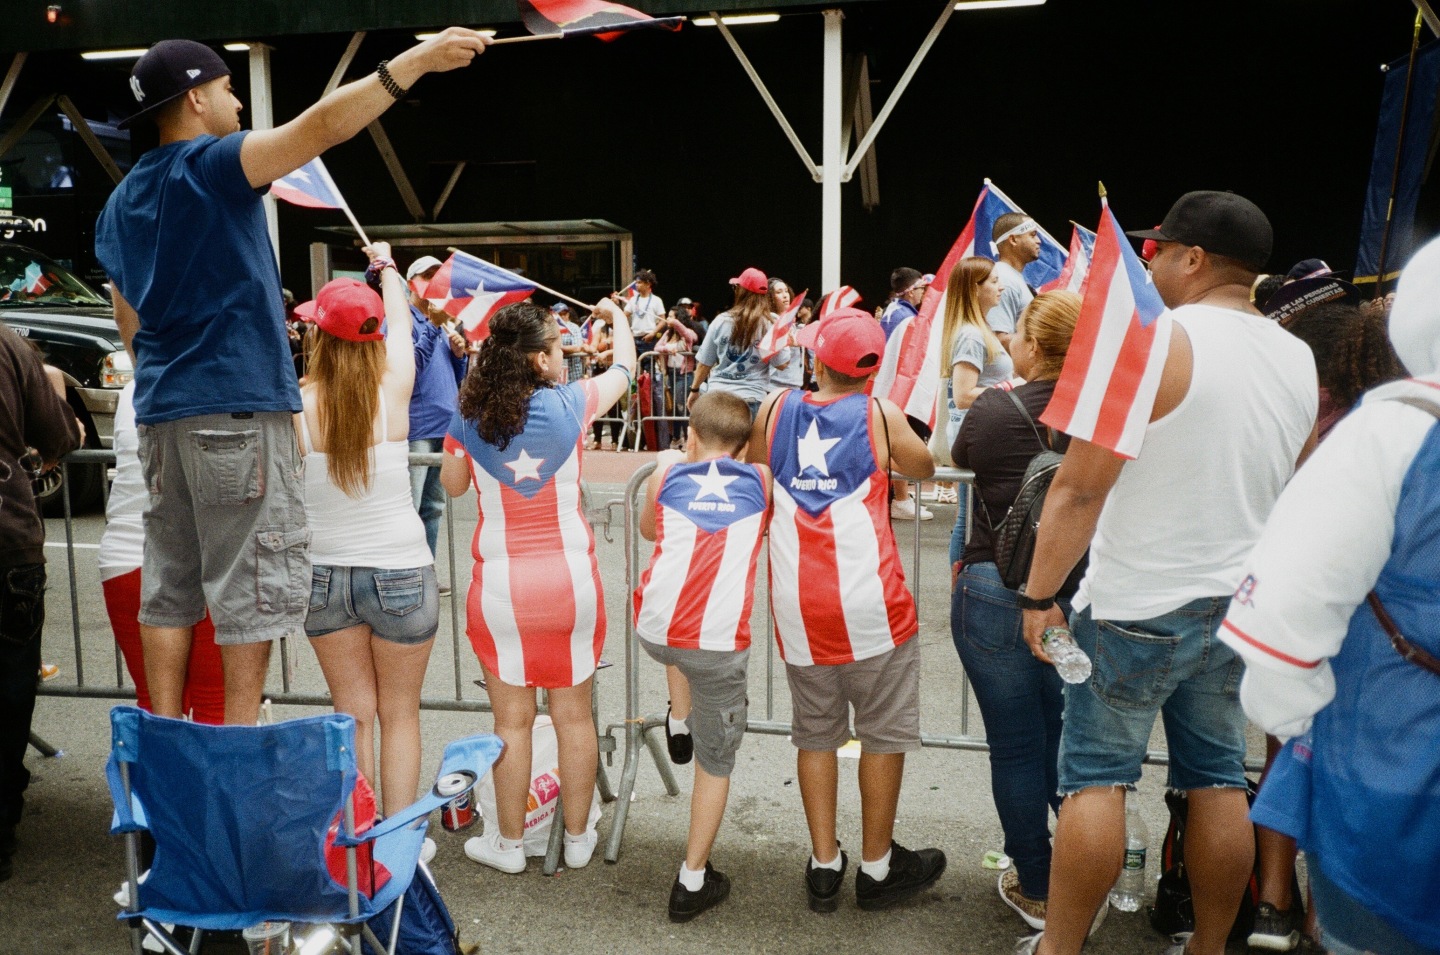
444;380;604;688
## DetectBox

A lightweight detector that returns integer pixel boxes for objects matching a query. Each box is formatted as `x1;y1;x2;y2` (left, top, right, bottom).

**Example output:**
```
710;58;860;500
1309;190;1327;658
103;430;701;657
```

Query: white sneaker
563;828;598;869
464;830;526;874
113;869;149;908
420;837;436;865
889;499;934;521
1014;934;1041;955
1011;899;1107;953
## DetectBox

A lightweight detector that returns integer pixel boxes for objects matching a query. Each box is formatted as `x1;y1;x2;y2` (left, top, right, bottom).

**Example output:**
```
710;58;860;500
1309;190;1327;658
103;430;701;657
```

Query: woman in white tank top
298;242;438;816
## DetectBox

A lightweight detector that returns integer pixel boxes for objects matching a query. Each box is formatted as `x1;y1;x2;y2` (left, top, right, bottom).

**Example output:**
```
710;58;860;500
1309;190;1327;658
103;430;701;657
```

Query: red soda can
438;772;476;831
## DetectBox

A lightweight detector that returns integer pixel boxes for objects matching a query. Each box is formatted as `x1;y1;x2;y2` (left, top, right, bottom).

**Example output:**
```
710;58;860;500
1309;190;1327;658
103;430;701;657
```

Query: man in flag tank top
633;391;772;923
1014;192;1317;955
750;307;946;914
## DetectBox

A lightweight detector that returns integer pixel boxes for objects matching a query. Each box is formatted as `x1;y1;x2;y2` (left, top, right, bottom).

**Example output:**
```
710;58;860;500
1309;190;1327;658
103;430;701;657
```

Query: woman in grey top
687;267;789;418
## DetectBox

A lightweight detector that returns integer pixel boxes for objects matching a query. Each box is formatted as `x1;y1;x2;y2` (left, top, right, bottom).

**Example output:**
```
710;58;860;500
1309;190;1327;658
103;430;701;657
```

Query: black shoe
854;841;946;911
665;706;693;765
805;848;848;913
668;863;731;923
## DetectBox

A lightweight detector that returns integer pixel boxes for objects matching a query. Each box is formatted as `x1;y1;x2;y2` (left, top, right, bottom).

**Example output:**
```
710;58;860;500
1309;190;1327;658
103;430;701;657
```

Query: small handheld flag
1041;223;1098;294
759;288;808;361
1041;197;1172;459
269;157;372;246
519;0;685;41
424;250;540;343
816;286;861;318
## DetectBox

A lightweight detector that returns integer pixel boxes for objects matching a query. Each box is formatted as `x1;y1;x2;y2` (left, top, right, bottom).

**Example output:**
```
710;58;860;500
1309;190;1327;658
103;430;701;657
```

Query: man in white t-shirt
988;213;1041;348
1013;192;1318;955
622;269;665;354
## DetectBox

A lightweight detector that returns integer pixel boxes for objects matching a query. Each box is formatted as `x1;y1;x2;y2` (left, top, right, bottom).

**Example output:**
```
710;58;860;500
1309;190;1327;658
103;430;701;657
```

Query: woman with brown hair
298;241;438;817
442;296;634;874
687;267;790;419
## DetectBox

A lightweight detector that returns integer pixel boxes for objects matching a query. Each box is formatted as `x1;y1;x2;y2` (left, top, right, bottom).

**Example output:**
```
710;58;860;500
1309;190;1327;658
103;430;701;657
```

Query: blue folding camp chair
105;705;503;955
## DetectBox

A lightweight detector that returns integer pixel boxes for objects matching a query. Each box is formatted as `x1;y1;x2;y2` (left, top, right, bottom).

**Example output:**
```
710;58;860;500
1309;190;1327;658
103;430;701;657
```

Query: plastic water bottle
1109;800;1149;912
1041;627;1092;684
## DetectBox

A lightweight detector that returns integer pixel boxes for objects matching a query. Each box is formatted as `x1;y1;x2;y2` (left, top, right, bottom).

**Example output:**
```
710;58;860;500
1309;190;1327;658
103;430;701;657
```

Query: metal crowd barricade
629;349;696;452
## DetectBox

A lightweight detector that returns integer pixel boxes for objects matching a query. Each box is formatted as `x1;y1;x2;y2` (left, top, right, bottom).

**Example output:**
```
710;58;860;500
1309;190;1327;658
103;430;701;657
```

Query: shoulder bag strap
1003;388;1051;451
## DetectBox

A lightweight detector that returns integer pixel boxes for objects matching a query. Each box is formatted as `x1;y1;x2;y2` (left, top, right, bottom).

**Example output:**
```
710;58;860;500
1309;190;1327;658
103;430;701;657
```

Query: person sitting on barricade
750;307;946;914
296;244;440;819
633;391;773;923
442;297;634;875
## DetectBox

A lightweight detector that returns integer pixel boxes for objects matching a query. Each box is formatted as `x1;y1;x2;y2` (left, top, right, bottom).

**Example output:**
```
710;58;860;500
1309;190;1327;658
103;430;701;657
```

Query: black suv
1;239;129;512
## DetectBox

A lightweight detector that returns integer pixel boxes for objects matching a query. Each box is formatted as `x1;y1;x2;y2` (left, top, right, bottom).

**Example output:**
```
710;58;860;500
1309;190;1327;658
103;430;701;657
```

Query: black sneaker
854;841;946;911
665;705;693;765
1248;902;1300;952
805;848;848;913
668;863;731;923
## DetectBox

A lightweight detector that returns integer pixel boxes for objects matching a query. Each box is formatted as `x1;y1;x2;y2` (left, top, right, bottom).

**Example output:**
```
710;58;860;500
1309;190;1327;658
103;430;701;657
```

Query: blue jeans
408;437;446;559
305;564;440;645
952;562;1064;899
0;564;45;834
1310;855;1440;955
1059;597;1247;794
948;490;971;568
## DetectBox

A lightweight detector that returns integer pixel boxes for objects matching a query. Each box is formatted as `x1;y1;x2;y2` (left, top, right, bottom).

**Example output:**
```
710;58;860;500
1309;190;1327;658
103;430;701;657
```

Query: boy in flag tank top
634;391;772;922
750;308;947;913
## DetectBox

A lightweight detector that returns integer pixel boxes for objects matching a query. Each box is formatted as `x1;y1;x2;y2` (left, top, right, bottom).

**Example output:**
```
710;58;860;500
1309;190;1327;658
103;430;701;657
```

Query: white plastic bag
475;715;601;857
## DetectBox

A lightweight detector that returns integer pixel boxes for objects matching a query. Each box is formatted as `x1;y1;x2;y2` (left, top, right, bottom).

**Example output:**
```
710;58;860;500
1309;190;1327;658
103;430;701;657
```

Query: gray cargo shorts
785;636;921;754
641;641;749;777
136;411;309;645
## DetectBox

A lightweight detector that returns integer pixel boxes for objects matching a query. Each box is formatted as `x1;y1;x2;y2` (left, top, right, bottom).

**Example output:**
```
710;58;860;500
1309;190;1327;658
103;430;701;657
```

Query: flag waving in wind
1041;223;1098;294
270;158;346;209
816;286;861;318
424;250;539;343
759;289;808;361
1041;198;1172;459
520;0;684;41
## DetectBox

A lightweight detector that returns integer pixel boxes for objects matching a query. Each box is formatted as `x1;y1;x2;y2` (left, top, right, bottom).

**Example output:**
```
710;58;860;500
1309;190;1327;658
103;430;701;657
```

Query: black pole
1374;11;1426;297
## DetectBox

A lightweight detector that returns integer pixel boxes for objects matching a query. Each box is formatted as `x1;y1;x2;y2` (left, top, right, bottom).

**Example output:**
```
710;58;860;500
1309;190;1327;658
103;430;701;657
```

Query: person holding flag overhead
94;28;490;726
1014;191;1317;955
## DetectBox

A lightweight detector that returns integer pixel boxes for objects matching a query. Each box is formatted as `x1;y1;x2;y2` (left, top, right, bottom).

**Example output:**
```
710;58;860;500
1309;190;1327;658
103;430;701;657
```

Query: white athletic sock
563;828;594;845
678;862;706;891
810;849;843;872
496;834;523;853
668;714;691;736
860;849;892;882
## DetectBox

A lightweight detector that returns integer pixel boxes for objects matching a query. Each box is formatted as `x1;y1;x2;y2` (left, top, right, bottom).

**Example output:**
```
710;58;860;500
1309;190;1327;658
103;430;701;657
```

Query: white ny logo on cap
130;75;144;102
186;69;201;79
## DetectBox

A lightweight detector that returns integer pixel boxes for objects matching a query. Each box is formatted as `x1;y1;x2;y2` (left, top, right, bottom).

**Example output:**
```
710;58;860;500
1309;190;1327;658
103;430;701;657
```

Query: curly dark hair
457;302;557;451
1284;302;1405;408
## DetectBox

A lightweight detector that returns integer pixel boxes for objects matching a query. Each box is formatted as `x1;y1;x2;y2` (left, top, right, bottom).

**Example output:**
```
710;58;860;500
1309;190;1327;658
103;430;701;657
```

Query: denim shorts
305;564;439;645
1058;596;1247;794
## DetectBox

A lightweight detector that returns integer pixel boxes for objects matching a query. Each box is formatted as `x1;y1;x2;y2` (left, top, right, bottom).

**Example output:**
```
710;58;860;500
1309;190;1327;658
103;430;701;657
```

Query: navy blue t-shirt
95;132;301;424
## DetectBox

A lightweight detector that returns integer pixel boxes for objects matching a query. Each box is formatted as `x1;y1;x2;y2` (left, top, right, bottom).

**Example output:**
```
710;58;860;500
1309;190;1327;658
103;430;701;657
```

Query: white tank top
302;389;433;569
1075;304;1316;621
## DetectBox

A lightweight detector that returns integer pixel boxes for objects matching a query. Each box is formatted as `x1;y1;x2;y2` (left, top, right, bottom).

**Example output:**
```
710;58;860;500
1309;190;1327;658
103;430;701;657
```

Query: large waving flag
816;286;861;318
269;158;345;209
520;0;684;41
873;181;1067;428
425;250;539;343
1041;198;1172;459
758;288;808;362
1041;223;1098;294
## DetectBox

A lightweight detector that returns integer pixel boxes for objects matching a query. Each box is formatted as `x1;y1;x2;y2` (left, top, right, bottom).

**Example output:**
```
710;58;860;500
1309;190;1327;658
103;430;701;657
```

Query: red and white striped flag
758;288;808;361
1041;198;1172;459
816;285;861;318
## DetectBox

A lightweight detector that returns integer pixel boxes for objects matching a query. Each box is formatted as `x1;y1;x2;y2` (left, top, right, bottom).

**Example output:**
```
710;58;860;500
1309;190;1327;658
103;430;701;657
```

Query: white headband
994;219;1038;246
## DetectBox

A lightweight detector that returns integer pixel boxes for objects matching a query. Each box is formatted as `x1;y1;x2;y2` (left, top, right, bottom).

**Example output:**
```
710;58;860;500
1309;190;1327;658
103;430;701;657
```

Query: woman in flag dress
442;297;634;873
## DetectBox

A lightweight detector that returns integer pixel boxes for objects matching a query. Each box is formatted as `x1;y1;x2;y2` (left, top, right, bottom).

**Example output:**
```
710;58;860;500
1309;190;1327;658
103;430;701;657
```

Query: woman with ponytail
299;241;438;817
442;296;634;875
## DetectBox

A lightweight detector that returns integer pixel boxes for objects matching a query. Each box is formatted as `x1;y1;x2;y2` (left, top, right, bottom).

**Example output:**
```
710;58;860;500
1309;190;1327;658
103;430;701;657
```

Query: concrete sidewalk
6;483;1258;954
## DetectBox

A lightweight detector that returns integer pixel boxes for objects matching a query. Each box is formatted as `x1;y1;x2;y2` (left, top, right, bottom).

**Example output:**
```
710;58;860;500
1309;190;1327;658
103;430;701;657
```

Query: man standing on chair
95;30;489;725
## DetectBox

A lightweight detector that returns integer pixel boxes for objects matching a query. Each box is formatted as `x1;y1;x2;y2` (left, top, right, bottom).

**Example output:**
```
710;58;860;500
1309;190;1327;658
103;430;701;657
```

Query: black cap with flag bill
519;0;685;41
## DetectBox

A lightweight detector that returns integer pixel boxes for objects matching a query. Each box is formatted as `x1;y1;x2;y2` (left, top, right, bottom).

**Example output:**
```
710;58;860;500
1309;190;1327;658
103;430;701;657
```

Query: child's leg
667;665;692;720
673;648;747;869
686;763;730;871
797;749;841;863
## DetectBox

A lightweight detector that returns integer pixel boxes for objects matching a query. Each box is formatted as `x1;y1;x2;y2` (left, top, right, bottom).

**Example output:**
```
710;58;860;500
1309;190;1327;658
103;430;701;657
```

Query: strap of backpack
1003;388;1053;451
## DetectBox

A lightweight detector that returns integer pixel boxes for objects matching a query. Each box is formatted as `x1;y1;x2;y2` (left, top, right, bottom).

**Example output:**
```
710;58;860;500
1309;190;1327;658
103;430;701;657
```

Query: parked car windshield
0;245;109;307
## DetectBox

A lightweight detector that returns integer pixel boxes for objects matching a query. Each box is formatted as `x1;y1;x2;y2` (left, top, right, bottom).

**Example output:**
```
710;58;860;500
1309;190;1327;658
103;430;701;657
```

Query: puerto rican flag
269;158;346;209
520;0;685;41
758;287;807;362
816;285;861;318
873;181;1066;429
425;250;539;343
633;459;770;652
1041;199;1172;459
1041;223;1098;294
444;380;605;688
17;261;51;296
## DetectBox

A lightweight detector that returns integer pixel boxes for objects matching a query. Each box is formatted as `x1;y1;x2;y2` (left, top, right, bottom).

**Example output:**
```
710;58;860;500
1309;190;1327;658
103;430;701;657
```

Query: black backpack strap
1003;388;1052;451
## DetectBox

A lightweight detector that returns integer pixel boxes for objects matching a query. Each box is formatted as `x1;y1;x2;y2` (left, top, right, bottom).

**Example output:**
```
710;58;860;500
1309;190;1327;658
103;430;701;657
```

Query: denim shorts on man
1058;596;1247;794
305;564;440;645
641;642;749;777
137;411;309;645
785;636;921;754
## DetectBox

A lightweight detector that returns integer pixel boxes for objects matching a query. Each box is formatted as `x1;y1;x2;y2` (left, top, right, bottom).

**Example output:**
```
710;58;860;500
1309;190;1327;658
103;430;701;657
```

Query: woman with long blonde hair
299;241;439;817
687;267;790;419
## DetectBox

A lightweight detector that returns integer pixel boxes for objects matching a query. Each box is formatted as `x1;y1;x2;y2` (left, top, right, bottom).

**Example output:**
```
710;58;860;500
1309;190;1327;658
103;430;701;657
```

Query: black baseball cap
1126;191;1272;271
118;39;231;130
1285;258;1343;282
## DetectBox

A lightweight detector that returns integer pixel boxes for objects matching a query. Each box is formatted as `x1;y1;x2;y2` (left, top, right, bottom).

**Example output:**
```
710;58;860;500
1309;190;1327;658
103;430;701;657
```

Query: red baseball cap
729;267;769;295
795;307;885;377
301;278;386;342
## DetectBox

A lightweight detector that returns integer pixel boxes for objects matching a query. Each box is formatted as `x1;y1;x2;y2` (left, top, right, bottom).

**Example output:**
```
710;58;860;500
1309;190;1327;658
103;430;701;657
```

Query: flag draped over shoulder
1041;199;1171;459
424;250;539;343
269;158;346;209
759;289;807;361
872;181;1067;429
1041;224;1098;294
520;0;684;41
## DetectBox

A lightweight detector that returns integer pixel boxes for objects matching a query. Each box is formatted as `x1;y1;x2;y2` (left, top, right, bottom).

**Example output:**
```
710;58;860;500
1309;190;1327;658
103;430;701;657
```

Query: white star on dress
504;449;544;482
796;421;841;476
689;460;740;502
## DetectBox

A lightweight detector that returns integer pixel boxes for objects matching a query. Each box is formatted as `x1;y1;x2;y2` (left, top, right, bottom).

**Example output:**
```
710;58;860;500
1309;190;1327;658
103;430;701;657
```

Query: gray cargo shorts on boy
641;640;749;777
137;411;309;645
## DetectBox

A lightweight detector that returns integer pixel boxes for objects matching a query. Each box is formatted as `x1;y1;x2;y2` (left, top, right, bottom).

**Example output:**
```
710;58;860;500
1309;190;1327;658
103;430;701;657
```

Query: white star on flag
796;421;840;476
504;449;544;482
458;282;505;332
288;168;312;183
689;460;739;502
